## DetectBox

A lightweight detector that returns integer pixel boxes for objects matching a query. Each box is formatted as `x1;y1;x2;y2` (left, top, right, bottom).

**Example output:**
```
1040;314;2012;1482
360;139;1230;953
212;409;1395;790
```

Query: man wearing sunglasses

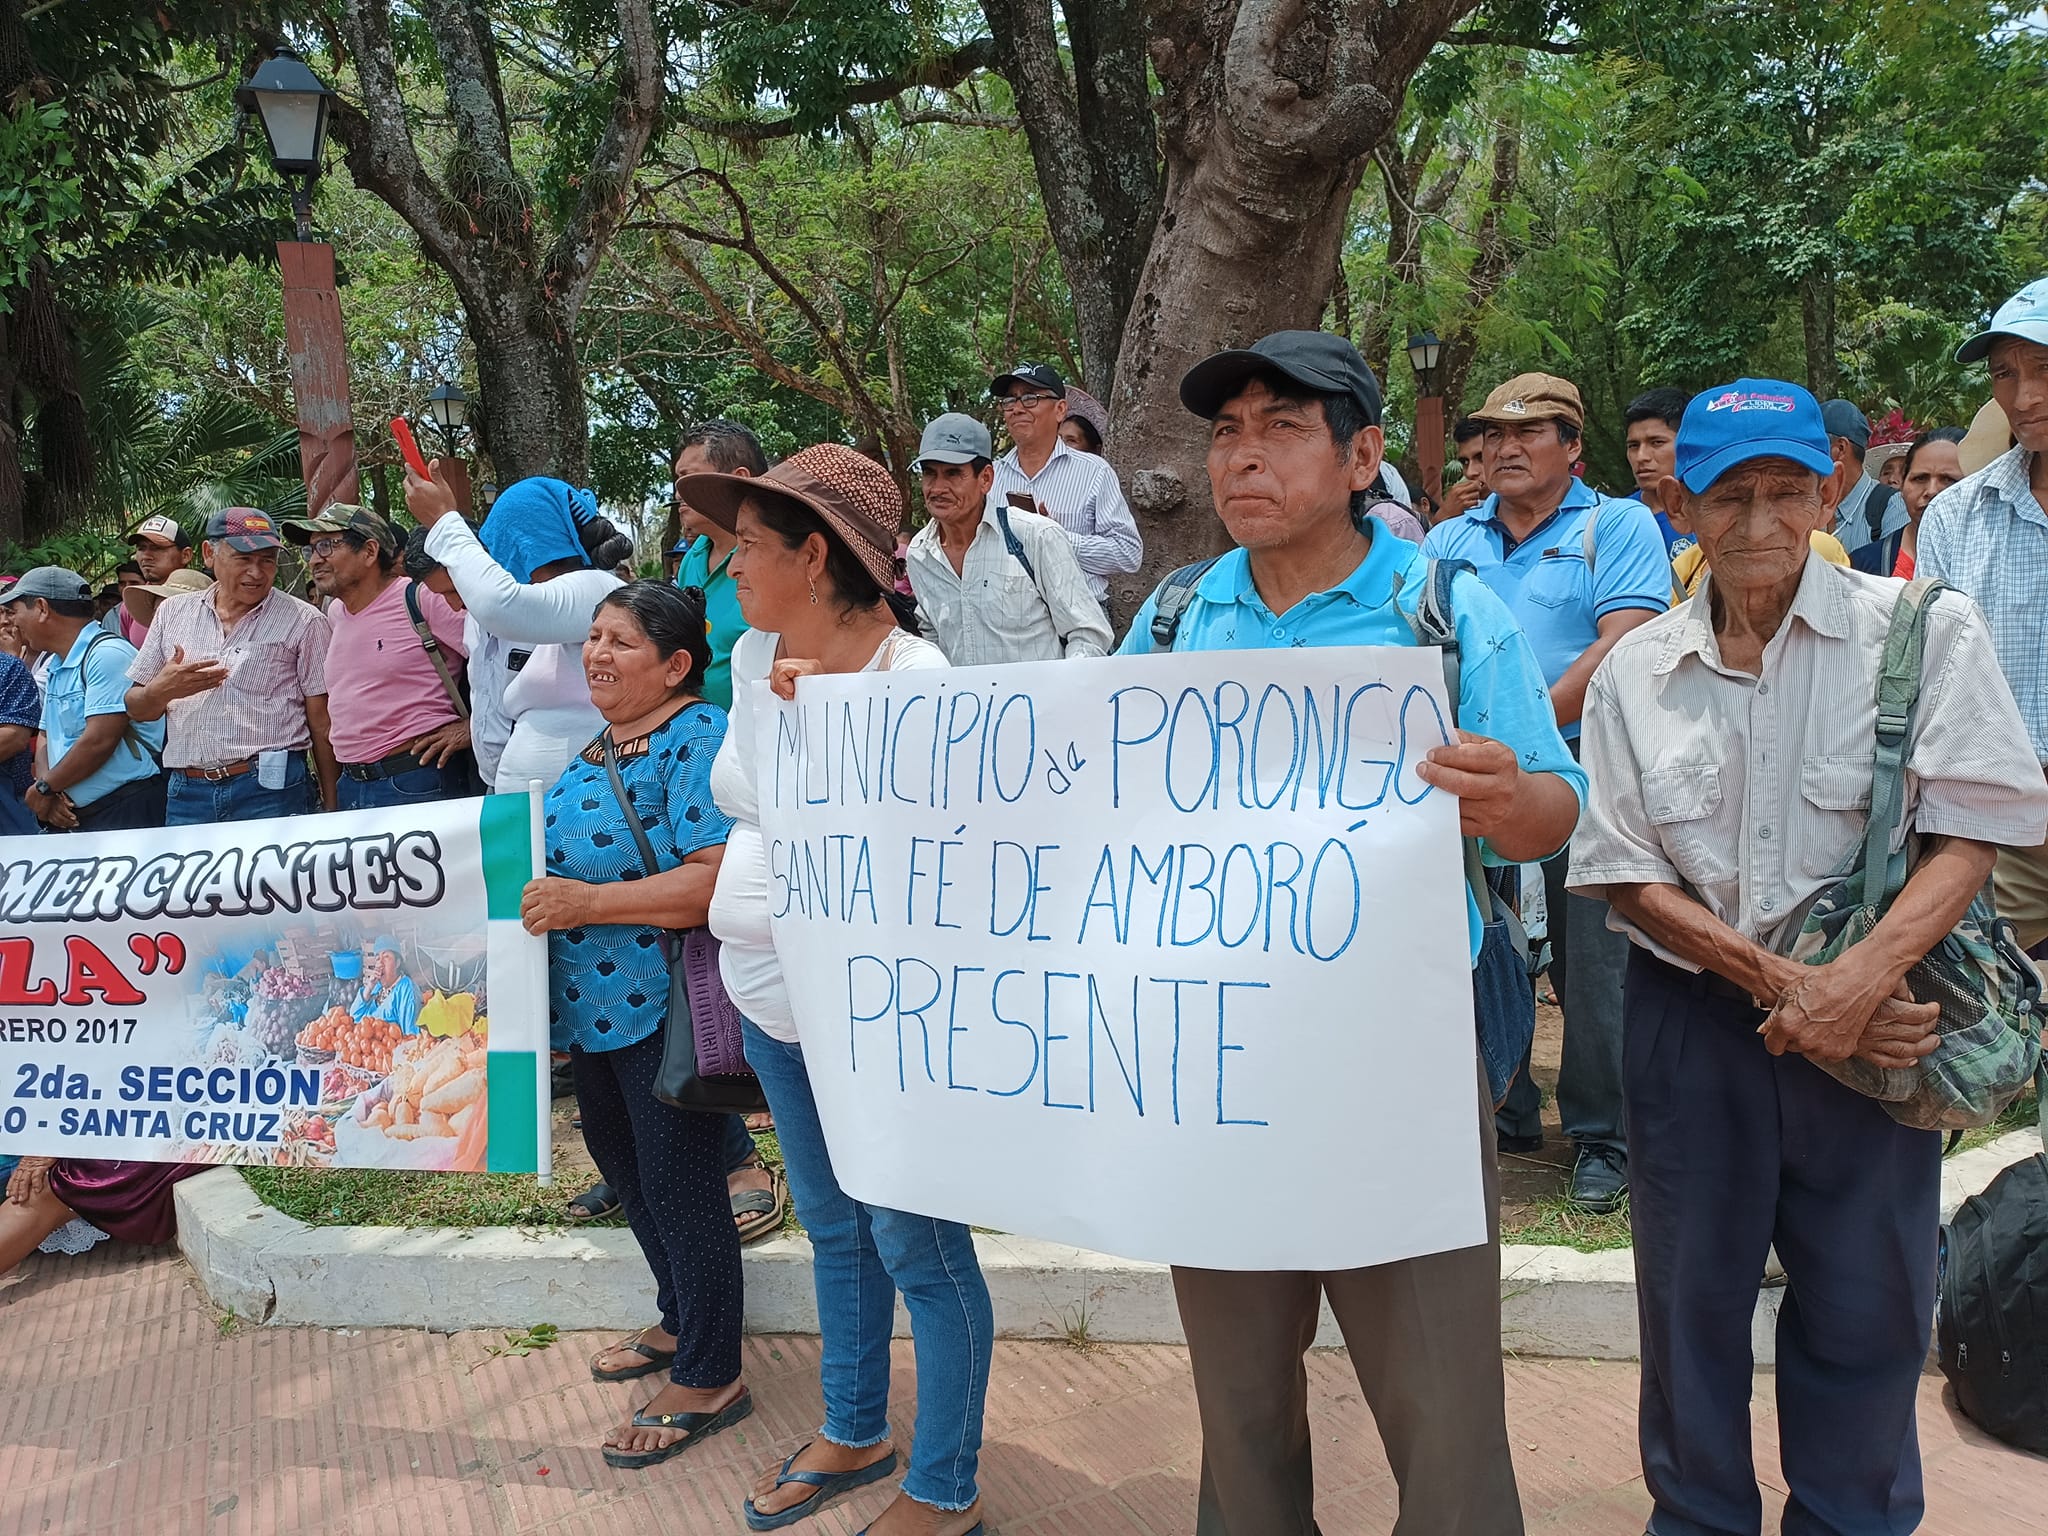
287;504;472;811
988;362;1142;610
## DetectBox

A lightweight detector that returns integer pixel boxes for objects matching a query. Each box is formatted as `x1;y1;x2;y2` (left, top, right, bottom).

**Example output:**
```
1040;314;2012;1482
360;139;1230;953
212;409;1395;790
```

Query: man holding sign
1120;331;1585;1536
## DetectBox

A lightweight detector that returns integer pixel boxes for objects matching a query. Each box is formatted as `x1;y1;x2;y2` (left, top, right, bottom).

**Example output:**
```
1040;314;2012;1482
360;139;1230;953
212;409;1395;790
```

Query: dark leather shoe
1567;1144;1628;1214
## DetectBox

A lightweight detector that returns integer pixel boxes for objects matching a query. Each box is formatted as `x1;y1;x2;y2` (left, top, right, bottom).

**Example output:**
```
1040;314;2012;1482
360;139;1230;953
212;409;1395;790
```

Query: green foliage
0;102;82;305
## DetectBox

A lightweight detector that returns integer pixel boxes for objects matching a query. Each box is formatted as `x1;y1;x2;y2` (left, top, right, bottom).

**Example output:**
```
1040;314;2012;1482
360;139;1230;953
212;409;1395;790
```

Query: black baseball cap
990;362;1066;398
1180;331;1385;424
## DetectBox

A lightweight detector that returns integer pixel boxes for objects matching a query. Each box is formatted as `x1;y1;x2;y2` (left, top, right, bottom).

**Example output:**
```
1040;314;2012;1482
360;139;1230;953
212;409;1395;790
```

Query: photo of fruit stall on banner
0;794;548;1175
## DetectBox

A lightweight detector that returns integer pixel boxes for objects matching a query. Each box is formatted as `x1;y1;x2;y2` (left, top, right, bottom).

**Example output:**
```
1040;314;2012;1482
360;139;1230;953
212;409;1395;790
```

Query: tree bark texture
1106;0;1479;615
327;0;660;487
982;0;1161;395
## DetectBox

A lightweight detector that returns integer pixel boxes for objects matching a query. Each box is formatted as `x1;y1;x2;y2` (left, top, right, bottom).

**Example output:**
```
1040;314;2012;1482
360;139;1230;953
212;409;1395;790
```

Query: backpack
1938;1135;2048;1452
79;631;163;770
404;580;470;719
991;500;1036;585
1139;552;1538;1106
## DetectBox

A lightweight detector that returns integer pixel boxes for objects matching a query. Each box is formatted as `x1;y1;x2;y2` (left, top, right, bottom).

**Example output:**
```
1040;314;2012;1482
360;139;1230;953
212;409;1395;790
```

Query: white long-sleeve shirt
423;517;620;792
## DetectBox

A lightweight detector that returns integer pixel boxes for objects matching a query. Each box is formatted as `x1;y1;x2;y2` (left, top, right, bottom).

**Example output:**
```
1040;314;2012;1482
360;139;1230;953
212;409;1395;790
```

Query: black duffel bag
1938;1134;2048;1453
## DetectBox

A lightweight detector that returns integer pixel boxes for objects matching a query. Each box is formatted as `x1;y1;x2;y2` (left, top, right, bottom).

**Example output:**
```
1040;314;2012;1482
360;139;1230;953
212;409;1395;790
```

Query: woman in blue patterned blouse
518;581;750;1469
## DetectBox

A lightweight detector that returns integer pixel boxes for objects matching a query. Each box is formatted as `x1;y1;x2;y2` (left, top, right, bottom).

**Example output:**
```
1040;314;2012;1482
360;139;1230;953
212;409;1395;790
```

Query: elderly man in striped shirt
988;362;1142;610
1920;275;2048;956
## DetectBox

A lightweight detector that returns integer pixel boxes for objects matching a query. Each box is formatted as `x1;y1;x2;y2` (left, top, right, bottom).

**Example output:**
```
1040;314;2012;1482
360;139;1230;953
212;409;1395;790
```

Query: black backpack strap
1868;483;1899;548
1145;557;1222;649
406;580;470;720
991;501;1036;585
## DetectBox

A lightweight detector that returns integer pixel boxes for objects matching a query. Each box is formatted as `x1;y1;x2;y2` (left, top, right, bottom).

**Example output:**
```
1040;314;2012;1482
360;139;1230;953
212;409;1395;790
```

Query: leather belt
180;759;254;781
341;750;425;783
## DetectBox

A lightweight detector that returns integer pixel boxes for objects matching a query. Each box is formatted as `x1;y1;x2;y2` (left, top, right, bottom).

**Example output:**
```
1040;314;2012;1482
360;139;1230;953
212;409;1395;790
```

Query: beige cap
1957;398;2014;478
1470;372;1584;431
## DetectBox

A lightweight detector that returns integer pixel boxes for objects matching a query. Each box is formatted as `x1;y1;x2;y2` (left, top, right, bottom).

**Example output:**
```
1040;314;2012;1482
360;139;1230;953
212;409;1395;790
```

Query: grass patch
1950;1084;2039;1156
244;1109;798;1231
1502;1194;1633;1252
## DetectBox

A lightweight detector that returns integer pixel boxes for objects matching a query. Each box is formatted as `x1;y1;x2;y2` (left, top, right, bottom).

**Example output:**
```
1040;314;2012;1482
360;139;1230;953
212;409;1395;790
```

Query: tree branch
670;38;997;143
896;107;1020;130
543;0;664;321
1443;28;1589;56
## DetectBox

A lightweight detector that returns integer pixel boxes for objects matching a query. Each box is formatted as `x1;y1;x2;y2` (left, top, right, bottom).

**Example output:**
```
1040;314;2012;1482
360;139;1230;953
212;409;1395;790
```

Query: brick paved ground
4;1243;2043;1536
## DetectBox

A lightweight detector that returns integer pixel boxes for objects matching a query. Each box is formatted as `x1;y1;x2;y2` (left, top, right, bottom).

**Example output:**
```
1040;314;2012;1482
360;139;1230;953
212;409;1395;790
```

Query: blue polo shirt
43;627;164;808
676;536;747;711
1119;518;1587;961
1421;478;1670;737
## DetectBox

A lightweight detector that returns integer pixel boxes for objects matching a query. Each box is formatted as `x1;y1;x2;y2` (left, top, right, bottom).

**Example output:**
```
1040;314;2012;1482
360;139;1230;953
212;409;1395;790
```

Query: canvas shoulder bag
1774;577;2043;1130
595;720;767;1115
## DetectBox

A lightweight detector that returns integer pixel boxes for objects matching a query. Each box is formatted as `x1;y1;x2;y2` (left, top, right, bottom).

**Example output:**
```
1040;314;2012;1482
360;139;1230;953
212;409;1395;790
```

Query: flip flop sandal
601;1388;754;1470
855;1523;980;1536
591;1333;676;1383
567;1181;620;1221
744;1446;899;1531
733;1169;786;1246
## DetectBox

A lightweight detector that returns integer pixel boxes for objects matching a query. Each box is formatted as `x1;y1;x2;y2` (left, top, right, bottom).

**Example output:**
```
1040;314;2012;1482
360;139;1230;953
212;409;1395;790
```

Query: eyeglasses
306;535;349;558
997;393;1060;412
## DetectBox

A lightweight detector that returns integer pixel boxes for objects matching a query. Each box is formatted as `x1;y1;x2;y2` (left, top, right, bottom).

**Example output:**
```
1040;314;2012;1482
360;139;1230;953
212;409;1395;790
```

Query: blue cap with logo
1674;379;1835;493
1956;276;2048;365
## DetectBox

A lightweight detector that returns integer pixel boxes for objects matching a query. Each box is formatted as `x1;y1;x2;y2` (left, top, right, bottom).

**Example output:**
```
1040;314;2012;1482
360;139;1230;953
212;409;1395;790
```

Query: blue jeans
742;1018;992;1510
337;759;469;812
165;756;315;825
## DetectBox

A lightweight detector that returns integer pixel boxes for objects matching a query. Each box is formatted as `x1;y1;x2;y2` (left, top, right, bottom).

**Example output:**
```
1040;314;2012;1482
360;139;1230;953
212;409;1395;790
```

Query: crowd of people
2;271;2046;1536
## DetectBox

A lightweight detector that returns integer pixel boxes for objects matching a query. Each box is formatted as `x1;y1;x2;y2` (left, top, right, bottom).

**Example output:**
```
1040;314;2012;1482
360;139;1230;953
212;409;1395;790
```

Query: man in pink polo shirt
285;504;473;810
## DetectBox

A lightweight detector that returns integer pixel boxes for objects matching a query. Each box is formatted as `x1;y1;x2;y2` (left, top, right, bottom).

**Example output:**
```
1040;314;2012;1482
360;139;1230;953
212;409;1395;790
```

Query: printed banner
759;647;1488;1271
0;795;548;1173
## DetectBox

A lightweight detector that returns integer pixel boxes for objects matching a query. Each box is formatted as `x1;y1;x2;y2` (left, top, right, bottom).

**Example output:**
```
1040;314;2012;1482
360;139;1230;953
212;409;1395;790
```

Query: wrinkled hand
6;1155;54;1205
520;877;593;936
769;658;822;701
1415;730;1523;840
1853;998;1943;1070
1761;959;1933;1063
409;719;472;768
403;459;461;528
153;645;231;704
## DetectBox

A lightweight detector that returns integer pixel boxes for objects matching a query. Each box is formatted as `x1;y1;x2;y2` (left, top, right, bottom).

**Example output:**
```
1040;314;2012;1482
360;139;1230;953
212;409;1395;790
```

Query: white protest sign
756;645;1487;1271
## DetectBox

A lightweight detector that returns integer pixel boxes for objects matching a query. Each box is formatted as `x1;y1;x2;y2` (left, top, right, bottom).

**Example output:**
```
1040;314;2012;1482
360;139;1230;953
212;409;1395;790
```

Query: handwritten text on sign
758;647;1486;1271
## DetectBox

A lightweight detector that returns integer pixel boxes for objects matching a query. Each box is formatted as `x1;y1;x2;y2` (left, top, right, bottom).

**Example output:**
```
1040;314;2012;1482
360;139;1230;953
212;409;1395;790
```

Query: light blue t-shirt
1421;479;1670;737
1119;518;1588;961
42;626;164;808
353;972;423;1036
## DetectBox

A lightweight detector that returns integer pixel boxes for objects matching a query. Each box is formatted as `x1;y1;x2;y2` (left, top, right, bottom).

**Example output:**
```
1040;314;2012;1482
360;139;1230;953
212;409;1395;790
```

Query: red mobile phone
391;417;431;479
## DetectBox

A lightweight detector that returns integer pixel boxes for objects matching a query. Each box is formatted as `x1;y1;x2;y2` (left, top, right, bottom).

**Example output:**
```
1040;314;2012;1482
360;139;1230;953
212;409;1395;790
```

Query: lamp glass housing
426;383;471;432
1406;330;1444;377
237;50;333;177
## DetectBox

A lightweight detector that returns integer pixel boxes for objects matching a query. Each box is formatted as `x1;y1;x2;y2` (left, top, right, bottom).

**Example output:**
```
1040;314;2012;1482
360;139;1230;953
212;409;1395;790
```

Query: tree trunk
1107;0;1479;616
1801;268;1838;400
468;297;590;485
982;0;1160;393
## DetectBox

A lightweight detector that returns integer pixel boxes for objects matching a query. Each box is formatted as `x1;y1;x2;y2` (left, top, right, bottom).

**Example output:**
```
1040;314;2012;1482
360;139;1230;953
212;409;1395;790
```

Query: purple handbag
599;734;768;1115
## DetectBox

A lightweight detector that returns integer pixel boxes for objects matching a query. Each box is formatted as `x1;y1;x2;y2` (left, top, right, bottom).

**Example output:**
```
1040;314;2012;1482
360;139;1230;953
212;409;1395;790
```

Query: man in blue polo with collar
1121;329;1585;1536
1423;372;1670;1212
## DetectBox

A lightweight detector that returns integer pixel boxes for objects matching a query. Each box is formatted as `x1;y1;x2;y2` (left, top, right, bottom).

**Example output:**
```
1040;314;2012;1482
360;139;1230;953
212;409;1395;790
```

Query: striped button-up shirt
907;499;1113;665
990;440;1143;604
1918;446;2048;763
1569;553;2048;966
127;586;330;767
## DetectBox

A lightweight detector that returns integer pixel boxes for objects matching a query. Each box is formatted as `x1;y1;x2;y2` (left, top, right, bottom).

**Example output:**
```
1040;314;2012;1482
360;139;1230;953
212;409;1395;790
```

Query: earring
808;580;818;605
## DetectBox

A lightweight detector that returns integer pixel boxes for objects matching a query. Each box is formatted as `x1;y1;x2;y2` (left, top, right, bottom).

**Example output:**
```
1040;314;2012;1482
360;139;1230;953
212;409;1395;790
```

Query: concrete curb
177;1128;2040;1357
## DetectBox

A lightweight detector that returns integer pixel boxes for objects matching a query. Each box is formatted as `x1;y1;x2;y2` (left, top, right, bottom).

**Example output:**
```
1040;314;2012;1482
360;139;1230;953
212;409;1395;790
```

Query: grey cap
1819;399;1870;452
914;412;994;468
0;565;92;607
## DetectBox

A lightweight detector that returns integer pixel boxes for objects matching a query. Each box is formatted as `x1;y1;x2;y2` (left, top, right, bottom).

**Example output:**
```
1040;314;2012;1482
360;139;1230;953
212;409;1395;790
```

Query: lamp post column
278;237;359;517
1415;393;1445;517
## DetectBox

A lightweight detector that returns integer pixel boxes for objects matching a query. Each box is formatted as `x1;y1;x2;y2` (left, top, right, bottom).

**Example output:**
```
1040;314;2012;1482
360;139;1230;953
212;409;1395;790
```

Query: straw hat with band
678;443;904;592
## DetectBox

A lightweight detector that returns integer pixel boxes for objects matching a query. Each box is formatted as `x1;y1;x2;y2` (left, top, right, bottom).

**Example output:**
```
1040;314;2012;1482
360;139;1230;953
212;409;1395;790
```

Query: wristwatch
31;779;52;797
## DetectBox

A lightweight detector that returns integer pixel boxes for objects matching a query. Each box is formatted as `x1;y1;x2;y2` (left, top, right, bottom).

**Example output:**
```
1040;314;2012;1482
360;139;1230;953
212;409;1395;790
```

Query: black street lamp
236;48;336;242
1406;330;1444;396
425;382;472;457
